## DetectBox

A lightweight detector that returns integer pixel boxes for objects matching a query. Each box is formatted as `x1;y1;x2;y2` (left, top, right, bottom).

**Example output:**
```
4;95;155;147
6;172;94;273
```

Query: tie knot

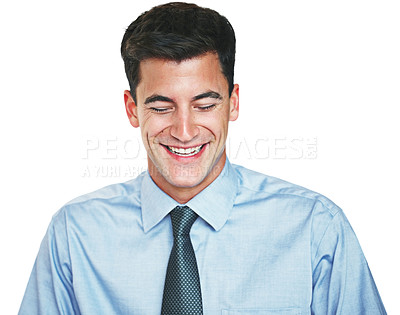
170;206;198;237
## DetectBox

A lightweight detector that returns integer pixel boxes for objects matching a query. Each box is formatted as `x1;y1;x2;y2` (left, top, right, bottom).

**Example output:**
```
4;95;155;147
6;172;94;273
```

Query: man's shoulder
232;164;340;217
43;173;147;247
55;172;146;218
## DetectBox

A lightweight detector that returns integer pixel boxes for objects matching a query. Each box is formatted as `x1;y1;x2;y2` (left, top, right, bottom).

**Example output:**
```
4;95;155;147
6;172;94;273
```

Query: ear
229;84;239;121
124;90;139;128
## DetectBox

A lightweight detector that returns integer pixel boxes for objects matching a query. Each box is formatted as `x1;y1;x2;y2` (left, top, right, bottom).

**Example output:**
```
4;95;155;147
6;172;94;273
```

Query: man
19;2;386;314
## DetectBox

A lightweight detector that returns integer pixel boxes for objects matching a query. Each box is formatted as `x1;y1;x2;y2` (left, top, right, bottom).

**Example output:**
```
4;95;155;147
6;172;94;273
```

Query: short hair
121;2;236;103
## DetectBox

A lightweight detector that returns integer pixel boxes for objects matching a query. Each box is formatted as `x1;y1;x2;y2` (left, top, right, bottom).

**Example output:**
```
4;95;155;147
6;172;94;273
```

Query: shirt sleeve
311;208;386;314
19;208;81;315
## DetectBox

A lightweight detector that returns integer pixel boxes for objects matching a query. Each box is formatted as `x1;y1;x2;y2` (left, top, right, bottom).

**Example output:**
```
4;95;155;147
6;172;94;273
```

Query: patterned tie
161;206;203;315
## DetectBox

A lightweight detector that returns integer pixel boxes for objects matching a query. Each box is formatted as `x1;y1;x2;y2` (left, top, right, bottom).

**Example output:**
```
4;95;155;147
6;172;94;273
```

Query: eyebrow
144;95;174;105
191;91;223;101
144;91;223;105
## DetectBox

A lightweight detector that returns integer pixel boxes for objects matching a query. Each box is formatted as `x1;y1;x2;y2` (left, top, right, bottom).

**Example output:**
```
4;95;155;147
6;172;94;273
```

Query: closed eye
197;104;216;111
150;107;171;113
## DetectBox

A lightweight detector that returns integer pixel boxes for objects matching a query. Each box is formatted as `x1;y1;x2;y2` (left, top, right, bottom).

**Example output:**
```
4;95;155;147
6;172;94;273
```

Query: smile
165;144;204;157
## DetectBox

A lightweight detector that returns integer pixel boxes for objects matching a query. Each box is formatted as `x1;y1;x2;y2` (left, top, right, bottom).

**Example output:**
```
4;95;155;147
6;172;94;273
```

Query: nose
170;107;199;143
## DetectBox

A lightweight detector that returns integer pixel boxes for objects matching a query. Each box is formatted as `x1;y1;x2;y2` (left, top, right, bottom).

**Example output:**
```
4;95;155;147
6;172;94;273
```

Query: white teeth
168;145;203;156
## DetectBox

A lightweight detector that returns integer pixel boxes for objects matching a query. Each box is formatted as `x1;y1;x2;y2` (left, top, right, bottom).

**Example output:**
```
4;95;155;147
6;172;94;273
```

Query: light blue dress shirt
19;160;386;314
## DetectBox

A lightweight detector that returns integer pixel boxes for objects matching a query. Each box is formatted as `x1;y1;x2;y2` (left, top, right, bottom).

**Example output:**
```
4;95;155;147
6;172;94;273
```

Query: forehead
137;53;228;96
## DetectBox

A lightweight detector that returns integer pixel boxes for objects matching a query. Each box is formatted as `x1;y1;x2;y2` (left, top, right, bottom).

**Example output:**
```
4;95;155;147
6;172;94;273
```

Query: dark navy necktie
161;206;203;315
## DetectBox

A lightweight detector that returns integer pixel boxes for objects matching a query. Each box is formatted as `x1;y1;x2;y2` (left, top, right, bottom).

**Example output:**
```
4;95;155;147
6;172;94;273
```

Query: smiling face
124;52;239;203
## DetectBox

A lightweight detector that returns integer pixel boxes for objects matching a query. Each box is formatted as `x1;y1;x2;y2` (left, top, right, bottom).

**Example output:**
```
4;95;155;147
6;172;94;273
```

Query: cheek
141;116;170;139
203;114;230;135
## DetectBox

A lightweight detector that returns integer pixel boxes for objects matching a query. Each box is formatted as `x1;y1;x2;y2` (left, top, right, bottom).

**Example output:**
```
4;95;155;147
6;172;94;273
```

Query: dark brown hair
121;2;236;102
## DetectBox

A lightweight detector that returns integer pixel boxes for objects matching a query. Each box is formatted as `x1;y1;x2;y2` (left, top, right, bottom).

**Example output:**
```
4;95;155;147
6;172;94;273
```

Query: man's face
125;52;239;199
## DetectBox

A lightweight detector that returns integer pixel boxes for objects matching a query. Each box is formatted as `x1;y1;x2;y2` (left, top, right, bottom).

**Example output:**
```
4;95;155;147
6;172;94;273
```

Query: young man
19;2;386;314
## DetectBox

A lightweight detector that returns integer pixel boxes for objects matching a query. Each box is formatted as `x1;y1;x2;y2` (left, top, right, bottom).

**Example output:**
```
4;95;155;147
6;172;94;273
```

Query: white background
1;0;399;313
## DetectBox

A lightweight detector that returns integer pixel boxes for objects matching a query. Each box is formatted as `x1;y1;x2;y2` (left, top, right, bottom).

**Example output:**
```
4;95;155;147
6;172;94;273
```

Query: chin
166;174;208;189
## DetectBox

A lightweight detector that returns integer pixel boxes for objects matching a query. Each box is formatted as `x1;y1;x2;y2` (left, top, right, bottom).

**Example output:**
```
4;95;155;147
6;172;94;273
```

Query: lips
164;144;204;157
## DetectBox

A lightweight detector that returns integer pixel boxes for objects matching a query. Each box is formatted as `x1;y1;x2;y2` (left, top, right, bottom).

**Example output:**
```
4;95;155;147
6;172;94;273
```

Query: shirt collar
141;158;238;233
